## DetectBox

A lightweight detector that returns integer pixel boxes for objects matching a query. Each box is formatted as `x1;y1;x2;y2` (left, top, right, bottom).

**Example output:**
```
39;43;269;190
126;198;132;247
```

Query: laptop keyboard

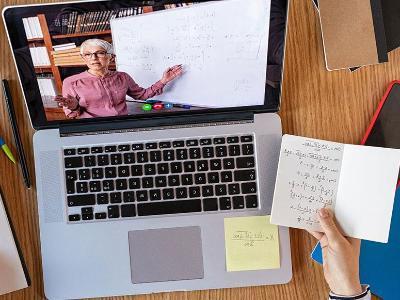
63;135;258;223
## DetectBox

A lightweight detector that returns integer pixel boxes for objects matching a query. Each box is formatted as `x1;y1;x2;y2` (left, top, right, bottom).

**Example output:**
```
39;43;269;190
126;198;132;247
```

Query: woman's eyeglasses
81;51;109;59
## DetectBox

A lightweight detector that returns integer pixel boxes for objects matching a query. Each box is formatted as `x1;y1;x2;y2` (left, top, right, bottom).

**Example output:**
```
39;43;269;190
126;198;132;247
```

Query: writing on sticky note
224;216;280;272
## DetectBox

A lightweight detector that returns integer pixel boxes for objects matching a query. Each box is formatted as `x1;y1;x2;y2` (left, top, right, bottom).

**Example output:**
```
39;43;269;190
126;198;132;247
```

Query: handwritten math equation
231;230;275;247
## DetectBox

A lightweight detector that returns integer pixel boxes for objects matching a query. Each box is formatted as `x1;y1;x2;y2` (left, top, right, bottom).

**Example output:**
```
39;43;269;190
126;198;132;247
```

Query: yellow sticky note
224;216;280;272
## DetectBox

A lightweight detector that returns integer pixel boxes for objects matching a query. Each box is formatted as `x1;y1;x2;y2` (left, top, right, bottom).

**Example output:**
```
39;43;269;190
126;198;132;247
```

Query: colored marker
142;103;153;111
0;137;16;164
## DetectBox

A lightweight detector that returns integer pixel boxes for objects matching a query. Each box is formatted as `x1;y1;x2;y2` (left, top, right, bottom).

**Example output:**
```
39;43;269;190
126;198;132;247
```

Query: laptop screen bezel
3;0;288;130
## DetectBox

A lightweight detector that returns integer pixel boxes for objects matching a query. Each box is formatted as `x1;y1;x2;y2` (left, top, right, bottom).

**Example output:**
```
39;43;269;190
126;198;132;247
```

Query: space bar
137;199;202;216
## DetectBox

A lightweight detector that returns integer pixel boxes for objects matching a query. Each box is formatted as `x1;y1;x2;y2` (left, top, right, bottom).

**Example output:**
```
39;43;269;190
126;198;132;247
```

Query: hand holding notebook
271;135;400;243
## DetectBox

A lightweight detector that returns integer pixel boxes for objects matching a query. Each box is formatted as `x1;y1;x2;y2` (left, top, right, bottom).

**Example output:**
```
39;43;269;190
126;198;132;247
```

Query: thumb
318;208;343;244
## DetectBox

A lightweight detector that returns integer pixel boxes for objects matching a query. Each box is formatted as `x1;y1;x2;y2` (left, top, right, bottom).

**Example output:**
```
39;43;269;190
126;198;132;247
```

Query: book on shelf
29;47;50;67
22;16;43;39
51;47;83;66
37;76;58;107
53;43;76;51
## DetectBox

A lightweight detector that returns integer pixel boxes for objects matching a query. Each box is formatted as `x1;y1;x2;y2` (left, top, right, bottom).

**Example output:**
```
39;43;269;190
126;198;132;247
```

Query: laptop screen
3;0;288;129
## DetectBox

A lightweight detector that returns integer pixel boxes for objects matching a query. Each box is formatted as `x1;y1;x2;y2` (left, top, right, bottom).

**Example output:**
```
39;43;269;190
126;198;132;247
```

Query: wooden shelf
28;37;44;42
35;66;52;73
52;30;112;39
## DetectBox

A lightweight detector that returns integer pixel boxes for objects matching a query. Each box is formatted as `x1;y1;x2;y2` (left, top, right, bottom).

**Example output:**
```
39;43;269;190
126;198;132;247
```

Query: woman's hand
54;95;79;110
160;65;183;84
307;208;363;296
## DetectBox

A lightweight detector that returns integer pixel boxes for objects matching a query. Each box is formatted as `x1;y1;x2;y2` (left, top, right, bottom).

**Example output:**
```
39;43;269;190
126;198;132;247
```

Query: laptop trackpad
128;226;204;284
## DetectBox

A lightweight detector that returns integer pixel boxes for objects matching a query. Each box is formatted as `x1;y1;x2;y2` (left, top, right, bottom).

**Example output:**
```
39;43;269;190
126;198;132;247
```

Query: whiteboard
111;0;271;108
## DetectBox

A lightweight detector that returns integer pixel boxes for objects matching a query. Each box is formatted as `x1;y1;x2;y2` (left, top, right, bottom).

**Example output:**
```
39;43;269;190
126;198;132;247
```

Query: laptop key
228;183;240;195
67;194;95;207
65;170;77;181
215;184;227;196
176;187;188;199
197;160;208;172
66;180;75;194
172;140;185;148
91;168;104;179
227;136;239;143
233;196;245;209
189;148;201;159
194;173;206;185
121;204;136;217
186;140;198;147
110;153;122;165
107;205;120;218
221;171;233;182
236;157;255;169
146;143;158;149
163;188;174;200
91;146;103;154
144;164;156;175
155;176;167;187
118;144;130;152
234;170;256;181
132;143;144;150
97;193;109;205
64;149;76;156
168;175;180;186
159;141;171;149
142;177;154;188
219;197;232;210
202;147;214;158
68;214;80;221
79;169;91;180
65;157;83;169
202;185;214;197
102;180;115;191
116;179;128;190
223;158;235;170
149;189;162;201
189;186;200;198
95;212;107;219
157;163;169;174
118;166;130;177
137;199;202;216
216;146;227;157
245;195;258;208
136;190;148;202
81;207;93;214
176;149;188;160
105;145;117;153
200;138;212;145
150;151;162;162
183;161;195;172
97;154;109;166
137;152;149;163
123;191;135;203
163;150;175;161
229;145;241;156
105;167;117;178
83;213;94;220
241;135;253;143
76;182;88;193
213;137;225;145
242;182;257;194
203;198;218;211
123;153;135;164
242;144;254;155
84;155;96;167
170;162;183;173
77;148;90;155
110;192;122;203
207;172;219;184
129;178;141;189
210;159;222;170
89;181;101;192
181;174;193;185
131;165;143;176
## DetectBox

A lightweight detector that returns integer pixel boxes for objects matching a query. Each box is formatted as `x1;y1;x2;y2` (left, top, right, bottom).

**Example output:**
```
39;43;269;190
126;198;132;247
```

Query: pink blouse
62;71;165;119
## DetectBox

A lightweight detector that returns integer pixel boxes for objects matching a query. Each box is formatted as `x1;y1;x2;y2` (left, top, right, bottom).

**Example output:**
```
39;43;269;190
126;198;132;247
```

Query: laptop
3;0;292;298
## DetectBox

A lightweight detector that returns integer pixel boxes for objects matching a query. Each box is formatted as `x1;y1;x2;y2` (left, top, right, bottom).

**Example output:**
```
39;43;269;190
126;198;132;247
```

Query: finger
306;229;324;241
318;208;343;243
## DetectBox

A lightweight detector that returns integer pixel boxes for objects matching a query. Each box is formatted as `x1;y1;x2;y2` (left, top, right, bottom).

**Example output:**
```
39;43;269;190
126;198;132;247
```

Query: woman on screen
55;39;183;119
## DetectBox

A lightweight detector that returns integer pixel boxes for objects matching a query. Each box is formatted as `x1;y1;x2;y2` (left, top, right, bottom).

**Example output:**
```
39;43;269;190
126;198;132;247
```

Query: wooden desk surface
0;0;396;299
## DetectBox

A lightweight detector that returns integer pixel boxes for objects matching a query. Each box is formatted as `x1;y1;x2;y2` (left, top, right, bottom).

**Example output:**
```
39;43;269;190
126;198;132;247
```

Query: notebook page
271;135;344;231
0;194;28;295
335;144;400;243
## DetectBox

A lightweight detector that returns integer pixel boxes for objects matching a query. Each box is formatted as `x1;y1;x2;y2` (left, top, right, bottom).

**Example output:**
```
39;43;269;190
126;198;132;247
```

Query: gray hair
80;39;114;55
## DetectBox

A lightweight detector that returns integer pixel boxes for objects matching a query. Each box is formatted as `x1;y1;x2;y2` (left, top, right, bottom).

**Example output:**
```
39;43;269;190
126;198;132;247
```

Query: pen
0;137;16;163
1;80;31;188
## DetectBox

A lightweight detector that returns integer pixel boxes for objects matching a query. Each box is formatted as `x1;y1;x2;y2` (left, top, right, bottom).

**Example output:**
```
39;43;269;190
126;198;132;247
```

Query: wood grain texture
0;0;392;299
